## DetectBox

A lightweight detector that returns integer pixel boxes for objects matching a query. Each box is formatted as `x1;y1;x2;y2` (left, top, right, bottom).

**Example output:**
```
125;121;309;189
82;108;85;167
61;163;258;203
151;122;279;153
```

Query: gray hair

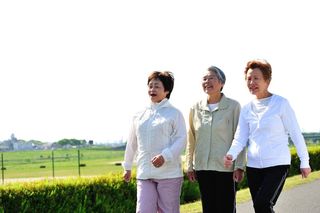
208;66;226;84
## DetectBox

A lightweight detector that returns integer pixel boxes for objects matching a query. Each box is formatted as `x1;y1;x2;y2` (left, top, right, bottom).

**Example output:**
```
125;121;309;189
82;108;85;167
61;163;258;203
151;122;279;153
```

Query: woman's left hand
233;169;244;182
301;167;311;178
151;154;165;168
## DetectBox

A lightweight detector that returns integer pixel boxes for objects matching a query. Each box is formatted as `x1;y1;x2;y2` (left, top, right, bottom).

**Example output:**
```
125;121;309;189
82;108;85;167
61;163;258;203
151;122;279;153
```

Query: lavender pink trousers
136;177;183;213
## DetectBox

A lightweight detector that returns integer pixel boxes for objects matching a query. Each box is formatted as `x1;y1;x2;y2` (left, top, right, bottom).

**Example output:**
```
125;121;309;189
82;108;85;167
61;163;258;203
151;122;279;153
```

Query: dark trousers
246;165;290;213
196;170;236;213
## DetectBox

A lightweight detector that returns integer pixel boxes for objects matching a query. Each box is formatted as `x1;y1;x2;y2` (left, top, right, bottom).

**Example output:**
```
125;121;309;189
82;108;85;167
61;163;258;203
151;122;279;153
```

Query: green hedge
0;174;136;213
0;174;198;213
289;146;320;176
0;146;319;212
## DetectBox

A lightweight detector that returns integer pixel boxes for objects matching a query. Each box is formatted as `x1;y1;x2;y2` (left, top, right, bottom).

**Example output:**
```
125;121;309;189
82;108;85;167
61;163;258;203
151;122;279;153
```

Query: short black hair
147;71;174;99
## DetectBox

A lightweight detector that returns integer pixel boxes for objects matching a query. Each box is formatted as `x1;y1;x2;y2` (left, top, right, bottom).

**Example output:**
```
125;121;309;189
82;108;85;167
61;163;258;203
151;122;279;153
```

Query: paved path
237;179;320;213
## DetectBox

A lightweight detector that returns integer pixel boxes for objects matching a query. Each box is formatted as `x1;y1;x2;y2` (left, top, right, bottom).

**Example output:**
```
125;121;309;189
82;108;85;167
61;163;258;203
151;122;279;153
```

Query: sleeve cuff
300;160;310;169
122;161;132;171
161;148;173;162
234;165;245;171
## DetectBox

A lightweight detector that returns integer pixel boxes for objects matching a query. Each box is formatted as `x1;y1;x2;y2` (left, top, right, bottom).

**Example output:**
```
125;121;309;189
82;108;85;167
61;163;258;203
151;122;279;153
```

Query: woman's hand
224;154;234;168
123;170;131;182
187;170;197;182
233;169;244;182
301;167;311;178
151;154;165;168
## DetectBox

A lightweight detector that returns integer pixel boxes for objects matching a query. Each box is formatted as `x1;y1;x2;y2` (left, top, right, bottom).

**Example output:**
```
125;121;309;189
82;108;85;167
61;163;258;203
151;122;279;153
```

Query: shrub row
0;174;136;213
0;146;318;212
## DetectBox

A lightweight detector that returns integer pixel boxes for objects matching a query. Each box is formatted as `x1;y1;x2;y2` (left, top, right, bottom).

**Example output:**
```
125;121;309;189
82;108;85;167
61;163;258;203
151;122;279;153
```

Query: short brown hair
147;71;174;99
244;59;272;81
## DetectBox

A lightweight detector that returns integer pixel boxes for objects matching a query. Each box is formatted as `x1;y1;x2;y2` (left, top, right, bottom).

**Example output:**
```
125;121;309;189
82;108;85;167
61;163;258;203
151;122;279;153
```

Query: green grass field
0;148;125;179
1;145;319;179
2;144;318;180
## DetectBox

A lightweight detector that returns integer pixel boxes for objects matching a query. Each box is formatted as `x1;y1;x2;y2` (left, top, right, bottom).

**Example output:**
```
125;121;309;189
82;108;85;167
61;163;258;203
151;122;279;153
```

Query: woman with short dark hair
122;71;187;213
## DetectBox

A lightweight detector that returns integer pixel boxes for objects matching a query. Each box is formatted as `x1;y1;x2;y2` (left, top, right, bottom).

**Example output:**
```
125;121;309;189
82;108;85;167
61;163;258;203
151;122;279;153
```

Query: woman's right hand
187;170;197;182
123;170;131;182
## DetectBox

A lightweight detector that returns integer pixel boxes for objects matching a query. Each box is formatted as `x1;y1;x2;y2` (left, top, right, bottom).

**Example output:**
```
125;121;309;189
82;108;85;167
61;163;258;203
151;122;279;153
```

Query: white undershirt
208;103;219;111
251;96;272;118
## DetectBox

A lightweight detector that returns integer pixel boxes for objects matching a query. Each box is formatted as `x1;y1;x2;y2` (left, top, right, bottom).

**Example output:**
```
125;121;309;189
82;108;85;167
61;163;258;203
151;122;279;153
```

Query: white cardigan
122;98;187;179
227;94;310;169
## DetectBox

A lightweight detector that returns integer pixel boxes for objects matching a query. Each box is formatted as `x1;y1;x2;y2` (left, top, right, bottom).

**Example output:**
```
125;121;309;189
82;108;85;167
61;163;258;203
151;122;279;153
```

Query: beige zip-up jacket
186;94;246;172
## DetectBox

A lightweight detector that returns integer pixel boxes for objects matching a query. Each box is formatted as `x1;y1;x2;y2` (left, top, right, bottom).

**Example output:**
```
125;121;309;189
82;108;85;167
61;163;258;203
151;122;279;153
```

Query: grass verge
180;170;320;213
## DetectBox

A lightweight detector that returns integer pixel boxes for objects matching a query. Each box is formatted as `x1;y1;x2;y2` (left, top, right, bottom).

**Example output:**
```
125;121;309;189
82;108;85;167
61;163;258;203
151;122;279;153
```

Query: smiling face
246;68;270;99
148;78;169;103
202;70;223;95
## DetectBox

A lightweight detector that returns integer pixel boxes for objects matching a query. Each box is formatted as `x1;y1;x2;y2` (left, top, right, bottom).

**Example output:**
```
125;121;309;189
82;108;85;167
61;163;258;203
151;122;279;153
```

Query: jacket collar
149;98;171;110
200;93;229;111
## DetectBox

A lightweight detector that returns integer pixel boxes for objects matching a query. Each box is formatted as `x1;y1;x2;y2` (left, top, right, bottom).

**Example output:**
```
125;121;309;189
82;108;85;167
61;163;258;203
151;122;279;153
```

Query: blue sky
1;0;319;142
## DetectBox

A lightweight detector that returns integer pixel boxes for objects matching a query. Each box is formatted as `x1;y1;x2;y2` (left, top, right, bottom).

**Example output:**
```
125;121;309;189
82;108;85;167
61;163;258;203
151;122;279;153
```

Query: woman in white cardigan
224;59;311;213
122;71;187;213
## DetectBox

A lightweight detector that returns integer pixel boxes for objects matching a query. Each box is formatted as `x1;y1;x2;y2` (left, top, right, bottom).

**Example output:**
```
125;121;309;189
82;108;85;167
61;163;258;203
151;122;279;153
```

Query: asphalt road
237;179;320;213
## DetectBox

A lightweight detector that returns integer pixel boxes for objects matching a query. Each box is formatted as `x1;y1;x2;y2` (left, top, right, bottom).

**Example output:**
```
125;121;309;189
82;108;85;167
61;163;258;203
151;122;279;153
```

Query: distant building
0;134;34;151
0;140;13;151
13;141;34;150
